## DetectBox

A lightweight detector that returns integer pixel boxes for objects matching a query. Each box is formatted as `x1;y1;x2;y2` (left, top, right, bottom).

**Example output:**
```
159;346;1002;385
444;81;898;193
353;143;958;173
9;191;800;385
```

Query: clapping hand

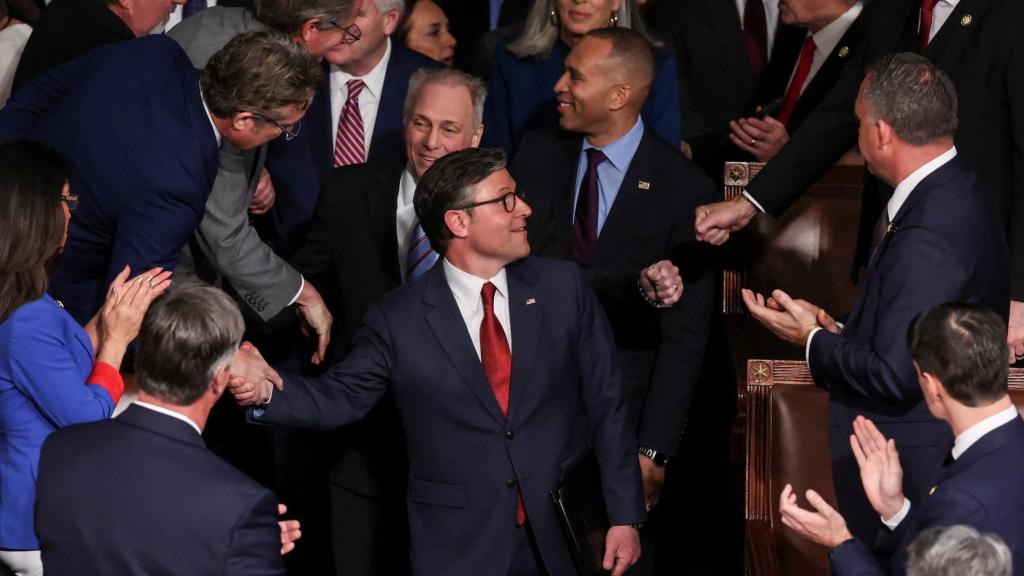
278;504;302;555
850;416;906;520
778;484;853;549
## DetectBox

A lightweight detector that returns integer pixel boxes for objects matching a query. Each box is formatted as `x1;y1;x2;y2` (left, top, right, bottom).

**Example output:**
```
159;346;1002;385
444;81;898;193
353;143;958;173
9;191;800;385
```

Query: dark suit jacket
745;0;1024;298
11;0;133;94
257;257;645;576
808;157;1009;540
264;44;440;256
510;126;715;458
440;0;530;72
290;159;406;494
36;404;283;575
831;416;1024;576
0;36;219;323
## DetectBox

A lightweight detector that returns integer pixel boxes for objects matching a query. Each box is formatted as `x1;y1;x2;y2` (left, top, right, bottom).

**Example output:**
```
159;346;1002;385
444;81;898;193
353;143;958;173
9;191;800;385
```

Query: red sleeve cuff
87;361;124;404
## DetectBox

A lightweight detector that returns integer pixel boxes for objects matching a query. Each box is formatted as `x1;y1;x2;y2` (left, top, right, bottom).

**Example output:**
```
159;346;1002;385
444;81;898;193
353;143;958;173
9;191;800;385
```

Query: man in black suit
743;54;1008;540
35;284;299;576
439;0;529;73
12;0;186;93
729;0;866;162
696;0;1024;362
779;304;1024;576
510;28;716;572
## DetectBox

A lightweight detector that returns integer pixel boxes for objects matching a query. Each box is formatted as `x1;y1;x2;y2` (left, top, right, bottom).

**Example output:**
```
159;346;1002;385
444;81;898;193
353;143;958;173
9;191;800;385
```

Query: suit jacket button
506;479;517;489
505;431;514;440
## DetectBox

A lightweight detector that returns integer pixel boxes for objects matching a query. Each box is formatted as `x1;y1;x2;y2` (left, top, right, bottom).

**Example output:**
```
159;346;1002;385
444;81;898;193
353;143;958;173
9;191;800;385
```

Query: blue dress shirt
571;118;645;234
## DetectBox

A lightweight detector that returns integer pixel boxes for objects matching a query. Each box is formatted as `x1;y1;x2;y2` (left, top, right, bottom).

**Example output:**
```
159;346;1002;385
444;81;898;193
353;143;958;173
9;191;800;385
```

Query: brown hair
0;140;70;323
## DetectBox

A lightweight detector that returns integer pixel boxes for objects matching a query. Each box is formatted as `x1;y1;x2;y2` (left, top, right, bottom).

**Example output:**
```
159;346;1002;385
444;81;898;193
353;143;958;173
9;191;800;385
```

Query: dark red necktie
743;0;769;78
573;148;607;264
776;36;816;125
919;0;940;52
479;282;525;525
333;79;366;167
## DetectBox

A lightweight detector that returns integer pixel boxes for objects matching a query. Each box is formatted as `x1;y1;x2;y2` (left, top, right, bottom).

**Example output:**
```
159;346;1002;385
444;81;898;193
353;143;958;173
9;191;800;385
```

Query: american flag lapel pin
526;298;537;305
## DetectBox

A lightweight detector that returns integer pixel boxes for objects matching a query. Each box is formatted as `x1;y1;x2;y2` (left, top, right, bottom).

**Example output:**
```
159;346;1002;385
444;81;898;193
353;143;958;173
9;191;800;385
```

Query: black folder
550;452;611;576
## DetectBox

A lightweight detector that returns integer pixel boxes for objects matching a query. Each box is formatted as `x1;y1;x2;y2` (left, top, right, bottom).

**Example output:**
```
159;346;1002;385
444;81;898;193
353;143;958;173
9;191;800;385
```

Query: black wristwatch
638;446;669;467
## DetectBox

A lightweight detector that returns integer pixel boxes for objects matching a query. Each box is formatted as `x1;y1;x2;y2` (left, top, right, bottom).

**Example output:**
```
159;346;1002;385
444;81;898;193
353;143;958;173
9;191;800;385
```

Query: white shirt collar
886;146;957;220
133;401;203;435
398;164;417;208
199;85;222;146
331;37;391;99
952;404;1021;460
811;2;863;58
442;258;509;310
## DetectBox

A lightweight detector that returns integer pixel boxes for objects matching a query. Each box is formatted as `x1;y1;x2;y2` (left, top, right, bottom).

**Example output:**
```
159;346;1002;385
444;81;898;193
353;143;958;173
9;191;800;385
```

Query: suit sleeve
644;54;683;147
255;304;392;430
828;539;888;576
482;43;515;155
1006;33;1024;300
223;488;286;576
574;266;646;525
808;228;968;406
0;53;87;138
8;312;115;428
193;143;302;321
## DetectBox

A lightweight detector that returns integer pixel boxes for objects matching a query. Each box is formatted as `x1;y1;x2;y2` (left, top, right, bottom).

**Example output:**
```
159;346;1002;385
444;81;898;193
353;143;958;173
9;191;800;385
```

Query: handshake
226;342;284;406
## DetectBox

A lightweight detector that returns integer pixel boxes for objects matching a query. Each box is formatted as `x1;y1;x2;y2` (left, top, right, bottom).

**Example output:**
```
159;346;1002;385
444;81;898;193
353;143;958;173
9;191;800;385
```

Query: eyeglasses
254;114;302;141
454;190;525;213
323;20;362;44
60;193;79;210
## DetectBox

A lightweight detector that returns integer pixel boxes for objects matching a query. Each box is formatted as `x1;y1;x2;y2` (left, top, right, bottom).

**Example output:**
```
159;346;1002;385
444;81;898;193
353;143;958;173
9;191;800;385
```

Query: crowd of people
0;0;1022;575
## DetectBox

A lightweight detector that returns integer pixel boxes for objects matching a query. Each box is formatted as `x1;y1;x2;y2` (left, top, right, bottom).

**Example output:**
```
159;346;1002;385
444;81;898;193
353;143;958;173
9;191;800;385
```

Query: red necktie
776;36;816;125
743;0;769;78
479;282;525;525
919;0;940;53
572;148;607;264
333;79;366;167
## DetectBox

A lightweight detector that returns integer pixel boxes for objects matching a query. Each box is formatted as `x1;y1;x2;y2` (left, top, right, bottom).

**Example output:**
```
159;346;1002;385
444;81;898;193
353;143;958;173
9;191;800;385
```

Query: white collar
133;401;202;435
952;404;1021;460
886;146;957;220
331;37;392;99
442;258;509;309
199;85;222;146
811;2;863;58
398;164;417;208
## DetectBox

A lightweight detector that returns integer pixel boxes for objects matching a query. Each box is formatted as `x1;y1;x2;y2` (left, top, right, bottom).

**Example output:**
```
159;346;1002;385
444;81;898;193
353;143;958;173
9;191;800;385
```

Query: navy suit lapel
422;264;507;425
311;66;334;171
592;130;663;262
938;416;1023;483
926;0;991;69
117;404;205;447
703;0;750;75
506;260;541;421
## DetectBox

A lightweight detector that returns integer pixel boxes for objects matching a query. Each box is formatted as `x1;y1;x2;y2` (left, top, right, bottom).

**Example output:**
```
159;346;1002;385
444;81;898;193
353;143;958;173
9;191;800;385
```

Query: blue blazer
0;295;115;549
808;156;1009;540
264;43;440;256
0;36;219;324
831;416;1024;576
483;37;682;156
256;257;645;575
36;404;283;575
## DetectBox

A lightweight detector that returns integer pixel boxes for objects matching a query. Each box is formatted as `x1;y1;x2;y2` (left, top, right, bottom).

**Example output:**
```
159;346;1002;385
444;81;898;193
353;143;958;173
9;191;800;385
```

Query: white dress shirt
396;165;420;283
925;0;961;43
883;404;1021;529
133;401;203;434
163;0;219;32
442;259;512;359
329;39;392;157
787;3;864;97
805;147;958;359
735;0;781;60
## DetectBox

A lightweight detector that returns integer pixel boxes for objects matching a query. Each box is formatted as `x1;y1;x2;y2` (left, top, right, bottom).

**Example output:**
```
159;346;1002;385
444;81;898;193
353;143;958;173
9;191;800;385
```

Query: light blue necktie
406;223;439;281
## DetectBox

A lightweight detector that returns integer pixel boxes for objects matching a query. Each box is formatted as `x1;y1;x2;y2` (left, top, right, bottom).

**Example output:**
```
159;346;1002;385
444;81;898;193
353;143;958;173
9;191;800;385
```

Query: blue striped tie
406;223;439;281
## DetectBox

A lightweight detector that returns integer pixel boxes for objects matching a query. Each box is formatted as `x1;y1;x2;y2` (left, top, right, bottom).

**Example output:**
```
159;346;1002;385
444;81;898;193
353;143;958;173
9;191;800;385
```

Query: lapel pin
526;298;536;305
961;14;972;26
638;180;650;190
838;45;849;58
929;486;937;496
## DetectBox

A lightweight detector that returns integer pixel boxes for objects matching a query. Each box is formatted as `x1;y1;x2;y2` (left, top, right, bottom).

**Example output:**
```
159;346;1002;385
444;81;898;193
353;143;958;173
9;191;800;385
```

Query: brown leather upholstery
744;360;1024;576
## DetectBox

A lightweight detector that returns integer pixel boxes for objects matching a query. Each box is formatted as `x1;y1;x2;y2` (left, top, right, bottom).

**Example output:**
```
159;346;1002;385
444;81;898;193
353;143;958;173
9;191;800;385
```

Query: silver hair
862;52;958;145
375;0;405;16
906;525;1012;576
135;283;245;406
508;0;654;59
252;0;358;34
403;67;487;128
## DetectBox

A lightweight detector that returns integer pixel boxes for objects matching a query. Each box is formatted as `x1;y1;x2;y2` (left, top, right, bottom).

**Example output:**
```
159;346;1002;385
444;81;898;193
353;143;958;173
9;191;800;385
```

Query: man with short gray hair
906;526;1012;576
34;284;300;575
743;53;1009;540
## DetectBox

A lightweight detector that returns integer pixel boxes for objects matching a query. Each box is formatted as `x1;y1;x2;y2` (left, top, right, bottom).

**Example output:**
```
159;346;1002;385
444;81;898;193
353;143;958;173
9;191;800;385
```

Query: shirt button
506;479;517;489
505;431;514;440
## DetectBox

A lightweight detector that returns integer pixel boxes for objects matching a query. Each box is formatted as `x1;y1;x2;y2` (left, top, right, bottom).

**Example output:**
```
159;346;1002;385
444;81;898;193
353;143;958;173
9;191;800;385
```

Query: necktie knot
481;282;498;308
586;148;608;168
921;0;940;12
347;79;366;99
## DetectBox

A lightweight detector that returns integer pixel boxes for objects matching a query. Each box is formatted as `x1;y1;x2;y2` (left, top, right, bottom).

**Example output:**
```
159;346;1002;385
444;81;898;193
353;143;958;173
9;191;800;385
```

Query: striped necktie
333;79;366;167
406;223;439;281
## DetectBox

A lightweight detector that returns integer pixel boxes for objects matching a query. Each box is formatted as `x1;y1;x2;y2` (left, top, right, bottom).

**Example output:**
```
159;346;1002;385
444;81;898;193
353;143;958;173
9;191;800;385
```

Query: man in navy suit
232;147;645;576
35;284;300;576
776;304;1024;576
743;54;1009;540
264;0;442;256
0;30;322;324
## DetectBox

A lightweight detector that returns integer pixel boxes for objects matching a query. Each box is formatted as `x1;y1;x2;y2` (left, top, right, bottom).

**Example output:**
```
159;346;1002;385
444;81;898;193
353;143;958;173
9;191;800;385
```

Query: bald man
509;27;716;574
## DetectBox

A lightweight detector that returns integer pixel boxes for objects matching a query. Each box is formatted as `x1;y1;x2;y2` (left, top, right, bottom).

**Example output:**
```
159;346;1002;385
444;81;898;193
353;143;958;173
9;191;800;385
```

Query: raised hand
850;416;905;519
778;484;853;549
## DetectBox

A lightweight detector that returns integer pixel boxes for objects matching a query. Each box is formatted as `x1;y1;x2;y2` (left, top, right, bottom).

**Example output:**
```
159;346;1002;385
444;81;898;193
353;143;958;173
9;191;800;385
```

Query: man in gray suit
169;0;361;365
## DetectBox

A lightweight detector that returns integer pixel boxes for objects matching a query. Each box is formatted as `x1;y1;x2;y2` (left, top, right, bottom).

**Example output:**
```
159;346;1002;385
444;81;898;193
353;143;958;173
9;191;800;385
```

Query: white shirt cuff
742;190;767;213
882;498;911;530
287;276;305;307
805;327;823;362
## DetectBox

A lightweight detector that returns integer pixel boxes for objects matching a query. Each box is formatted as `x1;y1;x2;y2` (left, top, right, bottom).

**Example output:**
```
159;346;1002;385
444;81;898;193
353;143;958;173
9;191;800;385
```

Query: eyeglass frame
60;193;79;211
253;113;302;141
321;20;362;44
453;190;526;213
